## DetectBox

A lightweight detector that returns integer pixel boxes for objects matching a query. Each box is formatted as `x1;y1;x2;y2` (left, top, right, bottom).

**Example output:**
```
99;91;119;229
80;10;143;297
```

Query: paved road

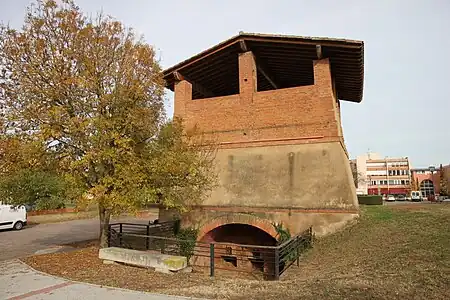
384;200;433;205
0;217;151;261
0;260;201;300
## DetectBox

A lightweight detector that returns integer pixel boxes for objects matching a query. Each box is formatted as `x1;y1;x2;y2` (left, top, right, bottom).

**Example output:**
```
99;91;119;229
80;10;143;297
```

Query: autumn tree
0;0;216;247
350;160;365;188
439;164;448;196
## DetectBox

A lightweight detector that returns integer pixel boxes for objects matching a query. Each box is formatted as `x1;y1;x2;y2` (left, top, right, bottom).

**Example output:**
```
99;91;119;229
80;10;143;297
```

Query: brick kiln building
161;33;364;250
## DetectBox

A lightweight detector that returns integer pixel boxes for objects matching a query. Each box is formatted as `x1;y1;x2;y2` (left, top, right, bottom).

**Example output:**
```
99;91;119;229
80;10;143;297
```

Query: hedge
358;195;383;205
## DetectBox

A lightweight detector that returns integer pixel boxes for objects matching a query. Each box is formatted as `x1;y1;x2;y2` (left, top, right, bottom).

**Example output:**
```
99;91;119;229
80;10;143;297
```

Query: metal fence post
161;239;166;254
107;224;111;247
146;225;150;250
119;223;123;247
210;243;215;277
274;248;280;280
296;236;300;267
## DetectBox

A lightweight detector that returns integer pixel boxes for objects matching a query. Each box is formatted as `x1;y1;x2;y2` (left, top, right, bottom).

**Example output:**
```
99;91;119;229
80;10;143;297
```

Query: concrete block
98;247;187;272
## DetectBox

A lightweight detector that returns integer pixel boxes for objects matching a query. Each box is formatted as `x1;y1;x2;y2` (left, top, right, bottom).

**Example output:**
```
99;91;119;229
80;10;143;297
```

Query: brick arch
197;213;278;242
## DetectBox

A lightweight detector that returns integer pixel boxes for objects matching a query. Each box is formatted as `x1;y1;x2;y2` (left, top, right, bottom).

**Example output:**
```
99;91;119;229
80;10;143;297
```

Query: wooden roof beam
173;71;215;98
239;40;248;52
255;60;279;89
316;45;323;59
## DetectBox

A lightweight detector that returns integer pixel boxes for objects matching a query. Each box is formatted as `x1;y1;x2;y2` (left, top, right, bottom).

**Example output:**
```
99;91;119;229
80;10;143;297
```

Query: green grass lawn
275;204;450;300
27;210;99;224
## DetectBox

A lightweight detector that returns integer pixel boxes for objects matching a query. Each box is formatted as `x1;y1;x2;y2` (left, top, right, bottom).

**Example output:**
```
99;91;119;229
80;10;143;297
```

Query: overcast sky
2;0;449;168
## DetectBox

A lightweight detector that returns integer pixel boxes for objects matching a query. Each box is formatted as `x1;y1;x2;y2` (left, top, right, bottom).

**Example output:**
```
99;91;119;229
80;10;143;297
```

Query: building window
401;180;405;185
420;179;434;197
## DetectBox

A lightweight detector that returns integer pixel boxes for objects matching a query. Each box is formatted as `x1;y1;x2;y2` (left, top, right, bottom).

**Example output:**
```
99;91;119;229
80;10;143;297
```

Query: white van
411;191;422;202
0;204;27;230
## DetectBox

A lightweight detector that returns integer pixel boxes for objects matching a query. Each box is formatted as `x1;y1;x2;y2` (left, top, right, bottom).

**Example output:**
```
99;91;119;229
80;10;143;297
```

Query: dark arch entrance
420;179;435;197
201;223;277;246
199;223;277;274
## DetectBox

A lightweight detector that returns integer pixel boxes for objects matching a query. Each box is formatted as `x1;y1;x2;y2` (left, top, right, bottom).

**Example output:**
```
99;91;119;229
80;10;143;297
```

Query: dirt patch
22;205;450;300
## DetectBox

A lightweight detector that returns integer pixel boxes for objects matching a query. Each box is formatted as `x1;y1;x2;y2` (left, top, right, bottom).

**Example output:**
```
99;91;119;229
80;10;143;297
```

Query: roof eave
162;33;364;103
163;32;363;76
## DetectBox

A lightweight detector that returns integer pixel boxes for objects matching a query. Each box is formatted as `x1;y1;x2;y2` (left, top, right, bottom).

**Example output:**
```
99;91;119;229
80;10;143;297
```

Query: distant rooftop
367;157;409;163
163;32;364;102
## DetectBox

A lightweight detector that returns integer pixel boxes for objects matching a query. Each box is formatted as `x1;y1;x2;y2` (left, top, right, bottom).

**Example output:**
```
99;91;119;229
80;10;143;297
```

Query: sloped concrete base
99;247;188;273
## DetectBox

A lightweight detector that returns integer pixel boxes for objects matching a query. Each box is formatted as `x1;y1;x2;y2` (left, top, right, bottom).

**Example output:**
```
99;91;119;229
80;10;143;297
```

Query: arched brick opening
197;214;278;243
194;214;278;274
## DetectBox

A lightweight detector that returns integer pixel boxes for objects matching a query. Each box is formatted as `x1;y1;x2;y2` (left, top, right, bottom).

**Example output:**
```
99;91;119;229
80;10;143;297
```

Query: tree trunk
99;203;111;248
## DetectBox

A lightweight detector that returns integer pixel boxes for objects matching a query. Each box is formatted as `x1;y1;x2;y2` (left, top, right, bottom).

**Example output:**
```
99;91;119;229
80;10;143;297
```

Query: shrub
175;227;198;261
35;195;66;210
0;169;73;210
358;195;383;205
273;222;291;245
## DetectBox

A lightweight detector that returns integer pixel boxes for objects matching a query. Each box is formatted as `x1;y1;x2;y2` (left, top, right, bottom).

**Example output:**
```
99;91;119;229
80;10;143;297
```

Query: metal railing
107;222;313;280
108;220;180;250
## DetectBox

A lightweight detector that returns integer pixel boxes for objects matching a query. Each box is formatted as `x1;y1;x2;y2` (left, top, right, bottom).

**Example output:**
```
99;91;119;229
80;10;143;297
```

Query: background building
354;153;411;196
411;164;450;197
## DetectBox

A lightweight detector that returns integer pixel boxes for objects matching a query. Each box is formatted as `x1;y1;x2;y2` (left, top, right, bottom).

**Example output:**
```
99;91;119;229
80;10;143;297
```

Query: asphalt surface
0;217;150;261
383;200;432;205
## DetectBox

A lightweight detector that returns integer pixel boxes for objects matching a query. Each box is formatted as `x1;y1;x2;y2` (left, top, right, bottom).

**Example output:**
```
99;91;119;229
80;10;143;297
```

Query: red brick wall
443;165;450;194
27;208;78;216
174;56;342;149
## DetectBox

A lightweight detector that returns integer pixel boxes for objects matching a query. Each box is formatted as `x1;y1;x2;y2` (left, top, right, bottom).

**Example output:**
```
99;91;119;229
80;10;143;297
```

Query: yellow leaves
35;38;45;51
1;0;216;217
0;137;52;176
44;0;58;9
